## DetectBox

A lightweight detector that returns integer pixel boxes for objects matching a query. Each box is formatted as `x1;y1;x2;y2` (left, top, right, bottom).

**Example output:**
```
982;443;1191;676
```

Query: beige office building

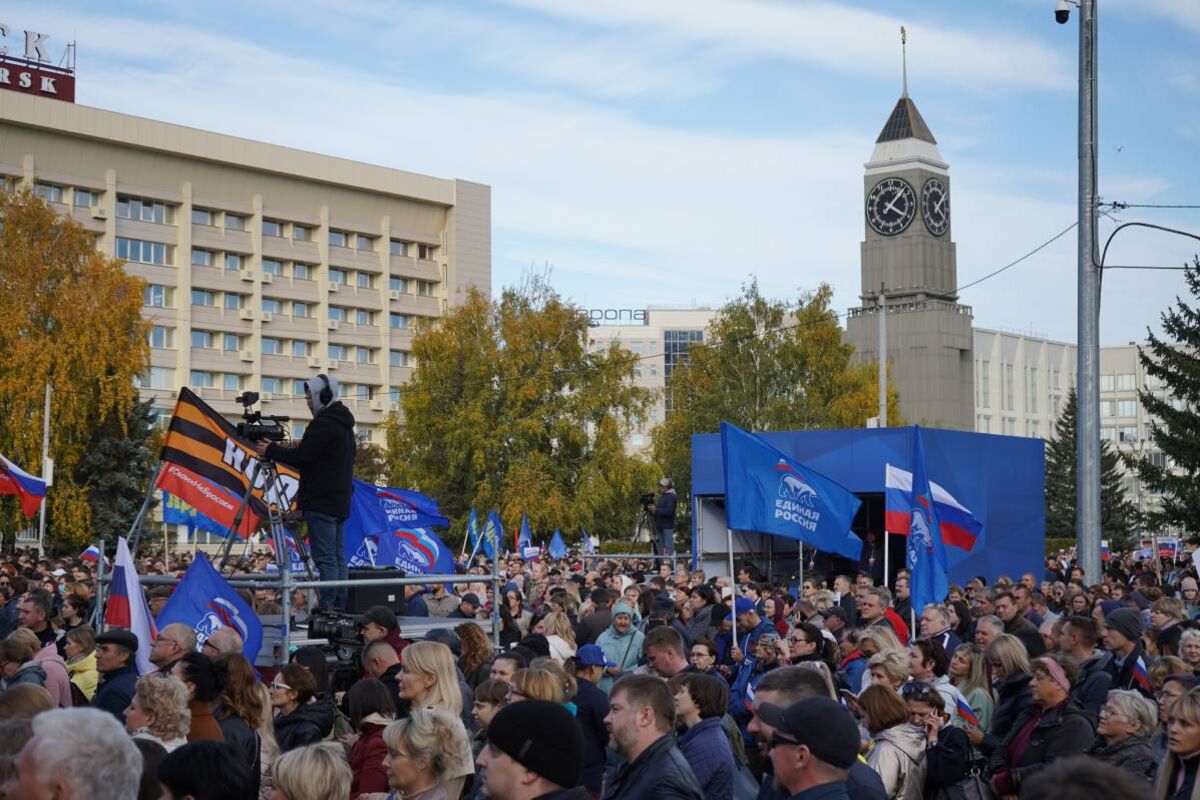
0;91;491;442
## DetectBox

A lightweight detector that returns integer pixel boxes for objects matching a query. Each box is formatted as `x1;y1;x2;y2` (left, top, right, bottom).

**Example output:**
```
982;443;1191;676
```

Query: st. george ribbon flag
0;453;46;518
720;421;863;560
156;552;263;663
906;427;950;613
883;464;981;551
104;537;158;674
160;490;228;538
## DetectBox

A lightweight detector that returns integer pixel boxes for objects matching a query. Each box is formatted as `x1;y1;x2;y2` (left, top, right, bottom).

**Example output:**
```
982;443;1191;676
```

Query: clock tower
844;89;974;430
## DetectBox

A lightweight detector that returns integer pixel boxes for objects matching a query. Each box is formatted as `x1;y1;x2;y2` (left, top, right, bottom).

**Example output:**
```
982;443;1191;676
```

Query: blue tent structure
690;425;1044;585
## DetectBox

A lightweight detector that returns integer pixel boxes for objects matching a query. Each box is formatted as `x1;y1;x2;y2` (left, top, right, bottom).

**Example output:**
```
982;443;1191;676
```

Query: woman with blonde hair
123;673;191;752
535;611;577;664
509;667;566;705
529;657;577;708
1156;686;1200;800
382;708;471;800
977;634;1033;753
949;643;994;734
271;741;352;800
396;641;473;796
858;627;904;693
867;650;909;692
63;625;98;702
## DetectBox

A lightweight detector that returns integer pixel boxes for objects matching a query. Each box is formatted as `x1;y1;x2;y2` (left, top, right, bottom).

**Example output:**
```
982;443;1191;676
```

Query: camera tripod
216;455;315;581
636;504;674;570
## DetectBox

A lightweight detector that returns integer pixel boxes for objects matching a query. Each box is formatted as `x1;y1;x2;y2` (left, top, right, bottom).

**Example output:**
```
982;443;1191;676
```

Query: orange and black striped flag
155;388;299;537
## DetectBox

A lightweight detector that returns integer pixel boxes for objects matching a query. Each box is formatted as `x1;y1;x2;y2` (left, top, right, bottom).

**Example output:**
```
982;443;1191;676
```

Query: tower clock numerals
921;177;950;237
866;177;916;236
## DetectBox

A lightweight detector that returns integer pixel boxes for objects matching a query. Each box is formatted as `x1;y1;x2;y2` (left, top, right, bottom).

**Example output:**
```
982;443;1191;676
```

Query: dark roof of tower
876;96;937;144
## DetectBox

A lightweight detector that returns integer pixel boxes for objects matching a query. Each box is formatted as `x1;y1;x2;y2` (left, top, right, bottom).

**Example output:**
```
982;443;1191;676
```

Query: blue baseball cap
724;597;756;622
575;644;616;668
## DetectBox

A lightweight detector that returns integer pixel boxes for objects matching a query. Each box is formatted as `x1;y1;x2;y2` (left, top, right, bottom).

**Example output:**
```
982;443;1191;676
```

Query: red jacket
884;607;910;645
349;720;390;799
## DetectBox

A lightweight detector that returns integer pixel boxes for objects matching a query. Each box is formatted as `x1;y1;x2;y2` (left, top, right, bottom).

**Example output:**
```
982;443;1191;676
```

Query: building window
293;225;312;242
191;330;214;349
225;213;246;231
1101;400;1114;417
292;301;311;318
223;333;242;351
143;285;173;307
192;208;214;226
262;258;284;276
329;306;347;322
190;370;215;388
329;229;348;248
262;337;283;355
149;326;174;349
192;248;214;267
329;344;347;361
225;253;244;271
417;243;435;260
293;263;313;280
1117;399;1137;417
416;280;435;297
262;297;283;315
329;269;347;285
136;367;174;390
191;290;216;307
1118;426;1138;443
117;238;169;266
1002;417;1015;436
390;313;410;329
390;350;409;367
292;341;309;357
1028;367;1038;414
223;373;244;391
292;379;308;396
117;195;171;224
1116;373;1136;391
979;360;990;407
262;218;284;237
389;240;409;256
356;309;373;326
34;182;64;203
224;293;245;310
357;347;374;364
73;188;97;207
1100;374;1114;392
262;377;283;394
1003;363;1015;411
357;272;375;289
389;276;407;293
1100;427;1115;442
357;235;376;252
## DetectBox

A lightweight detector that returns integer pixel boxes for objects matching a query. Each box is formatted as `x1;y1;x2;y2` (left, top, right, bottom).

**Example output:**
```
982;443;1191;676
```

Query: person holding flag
906;427;950;622
1102;607;1153;699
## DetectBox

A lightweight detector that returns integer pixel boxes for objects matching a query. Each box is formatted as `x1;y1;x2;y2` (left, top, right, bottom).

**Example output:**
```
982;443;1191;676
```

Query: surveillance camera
1055;0;1071;24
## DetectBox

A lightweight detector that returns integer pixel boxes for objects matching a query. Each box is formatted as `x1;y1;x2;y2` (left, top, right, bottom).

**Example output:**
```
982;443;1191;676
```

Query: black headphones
315;373;333;406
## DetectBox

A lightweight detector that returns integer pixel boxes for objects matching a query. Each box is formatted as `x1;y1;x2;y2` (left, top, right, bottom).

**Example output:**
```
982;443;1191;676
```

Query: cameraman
254;374;356;610
651;477;677;569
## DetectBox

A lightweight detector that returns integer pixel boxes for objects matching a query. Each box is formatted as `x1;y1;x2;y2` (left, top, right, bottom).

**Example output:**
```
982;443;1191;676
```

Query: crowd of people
0;545;1198;799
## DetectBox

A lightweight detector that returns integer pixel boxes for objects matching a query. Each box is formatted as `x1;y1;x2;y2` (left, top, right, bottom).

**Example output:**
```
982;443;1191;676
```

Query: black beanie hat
486;700;582;789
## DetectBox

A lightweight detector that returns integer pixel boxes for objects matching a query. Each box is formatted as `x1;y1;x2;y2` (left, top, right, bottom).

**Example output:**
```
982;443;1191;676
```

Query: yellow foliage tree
0;189;149;547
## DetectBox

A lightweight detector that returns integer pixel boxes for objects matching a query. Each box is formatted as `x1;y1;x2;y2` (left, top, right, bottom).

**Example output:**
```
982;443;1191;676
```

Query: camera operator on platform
650;477;677;568
254;373;356;610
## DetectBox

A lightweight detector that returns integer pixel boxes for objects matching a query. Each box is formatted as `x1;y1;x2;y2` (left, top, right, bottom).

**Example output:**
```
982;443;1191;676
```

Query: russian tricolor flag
104;537;158;674
884;464;981;552
956;696;980;728
1132;656;1151;693
79;545;107;566
0;453;46;518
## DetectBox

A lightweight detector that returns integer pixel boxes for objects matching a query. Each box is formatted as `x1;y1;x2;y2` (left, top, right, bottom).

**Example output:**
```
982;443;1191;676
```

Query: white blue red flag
905;428;949;612
884;464;981;551
104;537;157;674
79;544;107;566
0;453;46;518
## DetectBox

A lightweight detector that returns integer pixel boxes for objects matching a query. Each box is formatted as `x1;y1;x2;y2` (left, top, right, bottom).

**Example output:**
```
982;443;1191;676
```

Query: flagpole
90;537;107;629
883;532;889;589
728;527;738;663
36;383;51;557
128;465;164;559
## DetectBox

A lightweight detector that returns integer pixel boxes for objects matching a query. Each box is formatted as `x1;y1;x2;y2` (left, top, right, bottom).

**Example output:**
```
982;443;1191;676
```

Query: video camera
307;609;364;693
234;391;290;442
640;492;656;511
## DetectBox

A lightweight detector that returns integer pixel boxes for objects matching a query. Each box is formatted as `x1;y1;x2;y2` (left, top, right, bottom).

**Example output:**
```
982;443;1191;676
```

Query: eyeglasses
270;681;291;691
788;637;809;645
902;682;937;701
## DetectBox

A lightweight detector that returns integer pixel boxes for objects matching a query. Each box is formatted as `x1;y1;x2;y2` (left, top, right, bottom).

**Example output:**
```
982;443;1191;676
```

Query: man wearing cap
452;593;481;619
1102;607;1153;698
755;697;861;800
572;645;613;795
651;478;677;570
91;629;140;721
359;605;409;659
602;674;704;800
730;631;784;758
477;699;590;799
728;598;777;665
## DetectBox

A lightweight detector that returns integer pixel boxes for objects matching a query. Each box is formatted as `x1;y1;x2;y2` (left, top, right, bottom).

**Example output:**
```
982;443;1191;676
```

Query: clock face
921;178;950;236
866;177;916;236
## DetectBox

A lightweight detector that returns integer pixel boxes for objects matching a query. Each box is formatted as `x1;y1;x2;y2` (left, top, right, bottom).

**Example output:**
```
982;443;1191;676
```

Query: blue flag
156;553;263;663
516;514;533;553
466;508;481;555
720;421;863;560
906;427;949;611
549;529;568;559
582;527;594;555
482;511;502;561
344;480;449;563
378;527;457;576
161;491;228;538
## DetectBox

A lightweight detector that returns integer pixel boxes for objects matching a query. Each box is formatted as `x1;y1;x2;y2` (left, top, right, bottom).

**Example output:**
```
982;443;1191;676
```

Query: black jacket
91;663;138;722
924;725;971;796
1069;650;1113;724
600;733;703;800
575;607;612;647
1105;644;1154;699
574;678;610;793
985;700;1094;788
654;490;677;530
275;695;335;753
981;672;1032;755
266;401;356;518
1088;734;1156;783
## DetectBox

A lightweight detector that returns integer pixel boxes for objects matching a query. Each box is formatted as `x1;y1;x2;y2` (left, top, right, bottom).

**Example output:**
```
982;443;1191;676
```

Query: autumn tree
652;280;901;522
75;399;159;542
354;443;388;485
384;275;656;545
0;189;149;549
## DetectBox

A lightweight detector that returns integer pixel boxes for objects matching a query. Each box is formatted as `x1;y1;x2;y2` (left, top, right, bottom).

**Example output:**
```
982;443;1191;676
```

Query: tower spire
901;26;908;98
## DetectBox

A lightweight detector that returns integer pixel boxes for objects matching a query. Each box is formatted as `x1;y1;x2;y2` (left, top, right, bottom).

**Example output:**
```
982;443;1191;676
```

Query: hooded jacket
33;646;72;707
66;649;99;701
867;723;927;800
596;604;644;694
275;695;336;752
6;660;46;688
265;401;356;518
350;716;392;799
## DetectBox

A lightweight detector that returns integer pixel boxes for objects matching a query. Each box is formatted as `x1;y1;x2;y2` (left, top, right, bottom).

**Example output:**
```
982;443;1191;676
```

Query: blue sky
15;0;1200;344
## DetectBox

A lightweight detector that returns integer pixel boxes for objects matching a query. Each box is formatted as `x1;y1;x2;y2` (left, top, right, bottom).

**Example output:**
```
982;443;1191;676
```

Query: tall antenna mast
900;26;908;98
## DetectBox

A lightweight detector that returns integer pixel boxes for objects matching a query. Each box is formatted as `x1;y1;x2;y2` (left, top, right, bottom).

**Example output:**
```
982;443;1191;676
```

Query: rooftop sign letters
586;309;647;326
0;26;75;102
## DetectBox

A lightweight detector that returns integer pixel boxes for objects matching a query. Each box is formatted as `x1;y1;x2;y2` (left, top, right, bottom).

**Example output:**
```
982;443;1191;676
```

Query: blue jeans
307;511;347;609
656;526;675;568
